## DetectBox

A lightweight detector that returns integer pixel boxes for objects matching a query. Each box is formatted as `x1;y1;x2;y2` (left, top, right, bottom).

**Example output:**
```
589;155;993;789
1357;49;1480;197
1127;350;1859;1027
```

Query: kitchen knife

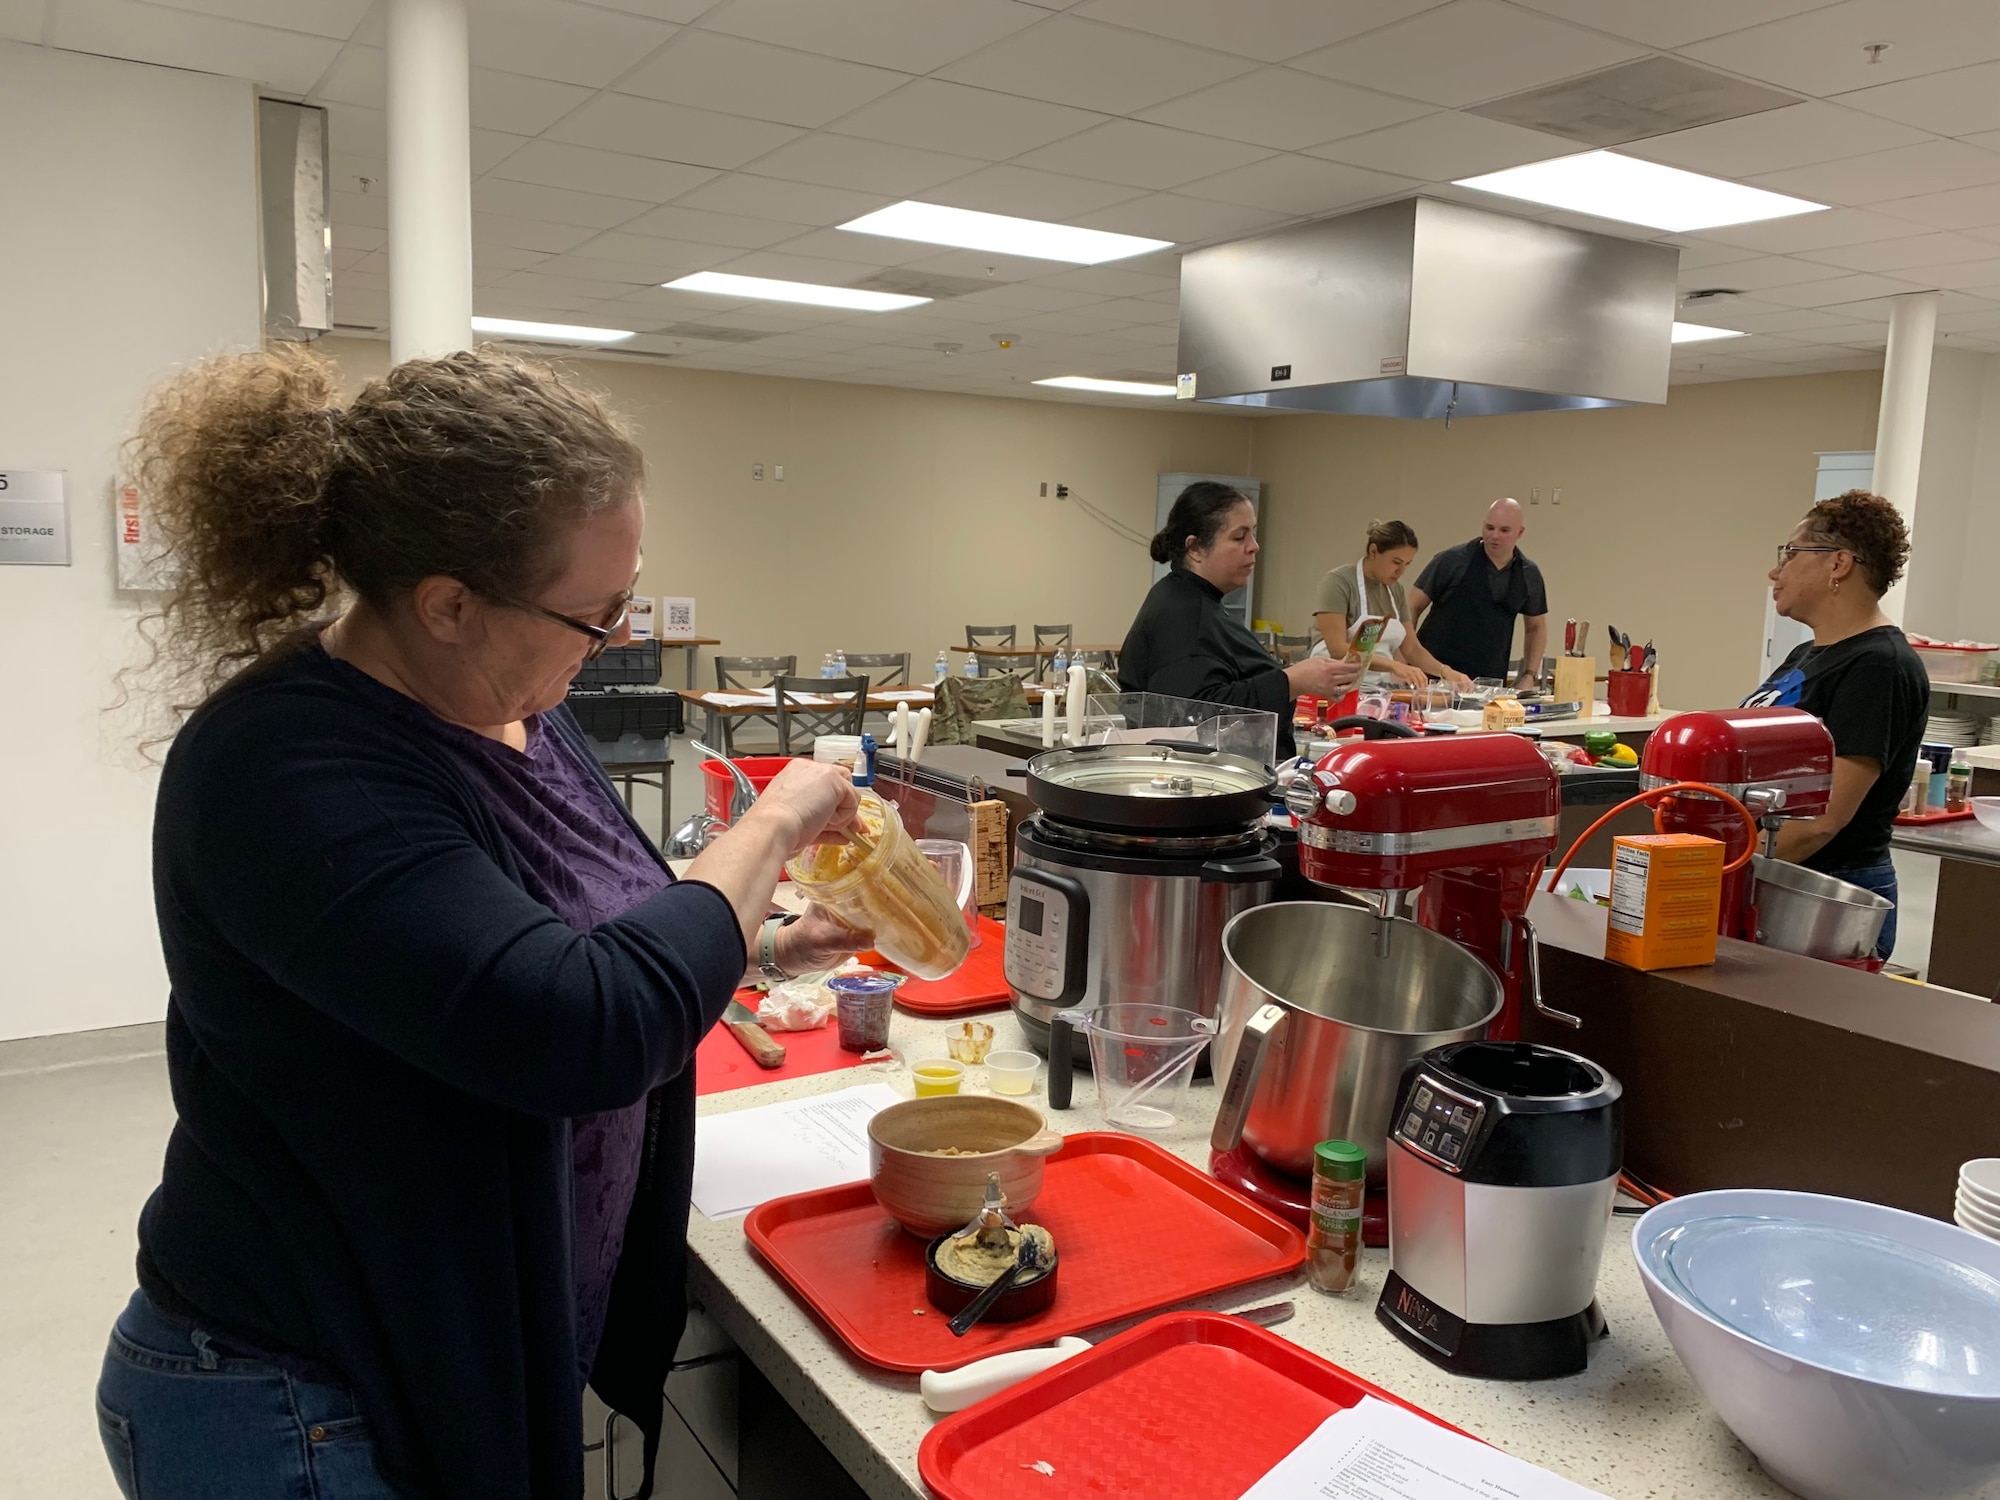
1576;622;1589;658
723;999;786;1069
918;1301;1296;1412
1564;618;1576;656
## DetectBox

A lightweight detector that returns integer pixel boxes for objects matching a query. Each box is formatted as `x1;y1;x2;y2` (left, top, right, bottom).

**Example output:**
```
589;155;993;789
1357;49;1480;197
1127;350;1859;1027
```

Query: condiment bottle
1305;1139;1367;1295
1948;764;1972;814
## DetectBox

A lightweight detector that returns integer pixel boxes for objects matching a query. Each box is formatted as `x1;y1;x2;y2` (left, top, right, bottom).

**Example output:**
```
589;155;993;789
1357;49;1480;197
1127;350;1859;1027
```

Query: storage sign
0;470;69;565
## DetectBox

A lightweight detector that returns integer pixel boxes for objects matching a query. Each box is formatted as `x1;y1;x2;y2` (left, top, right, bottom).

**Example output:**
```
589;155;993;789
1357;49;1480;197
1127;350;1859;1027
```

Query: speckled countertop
684;1005;1799;1500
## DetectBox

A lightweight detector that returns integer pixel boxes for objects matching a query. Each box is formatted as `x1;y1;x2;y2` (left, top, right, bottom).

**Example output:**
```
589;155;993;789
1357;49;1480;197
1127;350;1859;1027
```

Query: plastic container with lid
787;791;972;981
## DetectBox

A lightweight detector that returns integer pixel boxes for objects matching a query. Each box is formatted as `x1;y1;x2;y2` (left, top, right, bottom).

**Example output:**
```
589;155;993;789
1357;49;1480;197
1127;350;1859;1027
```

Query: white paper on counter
1237;1397;1608;1500
873;688;935;702
691;1082;900;1220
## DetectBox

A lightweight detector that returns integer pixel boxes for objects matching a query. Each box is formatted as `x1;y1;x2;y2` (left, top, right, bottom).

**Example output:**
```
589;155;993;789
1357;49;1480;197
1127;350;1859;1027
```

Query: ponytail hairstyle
1148;481;1250;569
1364;518;1419;554
129;344;645;710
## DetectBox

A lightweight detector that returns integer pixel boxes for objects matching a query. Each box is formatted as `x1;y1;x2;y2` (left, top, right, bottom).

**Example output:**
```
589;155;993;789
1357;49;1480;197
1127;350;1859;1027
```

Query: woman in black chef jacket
1119;481;1360;758
1742;489;1929;959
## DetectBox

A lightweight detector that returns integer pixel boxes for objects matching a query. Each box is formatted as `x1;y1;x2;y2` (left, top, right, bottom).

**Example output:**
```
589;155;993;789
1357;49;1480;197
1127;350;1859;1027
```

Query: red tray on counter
867;916;1012;1016
1895;806;1975;826
918;1312;1470;1500
742;1133;1305;1372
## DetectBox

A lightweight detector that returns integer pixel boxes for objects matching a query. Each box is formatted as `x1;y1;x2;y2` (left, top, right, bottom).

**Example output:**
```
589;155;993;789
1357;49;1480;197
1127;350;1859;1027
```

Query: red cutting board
919;1313;1473;1500
873;917;1011;1016
743;1133;1305;1372
693;993;873;1097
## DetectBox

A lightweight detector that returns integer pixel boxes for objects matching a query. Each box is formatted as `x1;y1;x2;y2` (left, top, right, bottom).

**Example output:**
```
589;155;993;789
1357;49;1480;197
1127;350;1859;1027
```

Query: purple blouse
324;650;673;1377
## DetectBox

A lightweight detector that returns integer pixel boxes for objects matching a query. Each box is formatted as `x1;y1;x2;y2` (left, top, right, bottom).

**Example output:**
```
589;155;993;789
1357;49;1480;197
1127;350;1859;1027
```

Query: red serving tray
1895;806;1974;826
865;916;1013;1016
693;992;875;1097
918;1312;1472;1500
743;1133;1305;1372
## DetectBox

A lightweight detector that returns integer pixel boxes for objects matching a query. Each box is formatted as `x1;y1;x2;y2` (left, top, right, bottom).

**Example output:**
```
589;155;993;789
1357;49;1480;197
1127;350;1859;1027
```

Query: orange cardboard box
1604;833;1724;971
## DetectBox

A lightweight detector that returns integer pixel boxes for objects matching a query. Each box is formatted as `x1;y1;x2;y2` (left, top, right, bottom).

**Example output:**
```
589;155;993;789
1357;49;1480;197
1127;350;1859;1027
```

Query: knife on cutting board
723;999;786;1069
919;1301;1297;1412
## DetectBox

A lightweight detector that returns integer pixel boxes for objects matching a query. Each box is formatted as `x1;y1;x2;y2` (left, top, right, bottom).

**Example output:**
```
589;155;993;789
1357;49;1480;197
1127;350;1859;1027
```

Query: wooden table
948;642;1120;659
678;688;937;748
650;635;720;689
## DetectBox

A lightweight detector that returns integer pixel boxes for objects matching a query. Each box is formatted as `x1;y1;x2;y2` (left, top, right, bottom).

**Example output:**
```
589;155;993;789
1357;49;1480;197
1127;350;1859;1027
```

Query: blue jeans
96;1289;403;1500
1821;856;1899;961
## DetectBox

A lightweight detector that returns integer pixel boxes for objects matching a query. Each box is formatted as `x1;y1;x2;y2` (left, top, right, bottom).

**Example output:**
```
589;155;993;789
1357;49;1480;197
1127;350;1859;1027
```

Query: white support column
1872;291;1938;626
387;0;472;363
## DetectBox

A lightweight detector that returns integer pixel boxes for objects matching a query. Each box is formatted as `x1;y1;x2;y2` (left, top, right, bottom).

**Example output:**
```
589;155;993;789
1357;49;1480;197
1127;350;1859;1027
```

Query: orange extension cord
1543;780;1759;898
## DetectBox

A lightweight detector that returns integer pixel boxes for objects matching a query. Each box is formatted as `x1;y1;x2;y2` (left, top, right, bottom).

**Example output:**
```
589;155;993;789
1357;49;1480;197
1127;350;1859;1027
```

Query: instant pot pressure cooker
1003;742;1279;1058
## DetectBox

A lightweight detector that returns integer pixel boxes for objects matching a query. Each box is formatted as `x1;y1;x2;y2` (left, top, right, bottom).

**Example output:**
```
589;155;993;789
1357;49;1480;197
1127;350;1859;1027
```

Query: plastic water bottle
933;649;951;683
819;653;837;679
962;650;980;678
1051;645;1070;681
830;647;847;678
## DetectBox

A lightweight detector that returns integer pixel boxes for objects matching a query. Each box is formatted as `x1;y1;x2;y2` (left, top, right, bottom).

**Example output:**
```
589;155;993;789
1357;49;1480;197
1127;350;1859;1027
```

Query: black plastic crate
564;686;682;742
571;640;663;689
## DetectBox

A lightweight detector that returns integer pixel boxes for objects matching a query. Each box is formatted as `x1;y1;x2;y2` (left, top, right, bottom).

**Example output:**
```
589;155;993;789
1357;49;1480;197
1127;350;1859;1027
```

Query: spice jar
786;791;971;980
1948;764;1973;815
1305;1140;1367;1295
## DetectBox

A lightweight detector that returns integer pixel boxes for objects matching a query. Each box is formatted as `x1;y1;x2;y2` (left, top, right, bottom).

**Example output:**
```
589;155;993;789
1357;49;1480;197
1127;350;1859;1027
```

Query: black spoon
947;1235;1043;1338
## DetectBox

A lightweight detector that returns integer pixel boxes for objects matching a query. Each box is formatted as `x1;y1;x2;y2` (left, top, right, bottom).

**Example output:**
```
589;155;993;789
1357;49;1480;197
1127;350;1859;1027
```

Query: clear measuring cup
1045;1003;1216;1132
915;838;981;949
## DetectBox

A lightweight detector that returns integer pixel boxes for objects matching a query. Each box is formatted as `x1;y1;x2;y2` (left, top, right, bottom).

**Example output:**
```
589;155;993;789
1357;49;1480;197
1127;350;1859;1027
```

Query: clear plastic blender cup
1045;1004;1216;1132
914;838;980;949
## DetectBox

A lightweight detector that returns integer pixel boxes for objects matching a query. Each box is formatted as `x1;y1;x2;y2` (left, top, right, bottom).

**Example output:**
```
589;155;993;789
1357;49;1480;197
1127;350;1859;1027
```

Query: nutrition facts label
1609;847;1653;935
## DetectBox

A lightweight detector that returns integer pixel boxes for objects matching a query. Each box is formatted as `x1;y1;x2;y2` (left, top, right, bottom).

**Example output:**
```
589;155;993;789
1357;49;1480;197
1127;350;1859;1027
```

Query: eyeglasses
1775;544;1844;568
485;588;633;661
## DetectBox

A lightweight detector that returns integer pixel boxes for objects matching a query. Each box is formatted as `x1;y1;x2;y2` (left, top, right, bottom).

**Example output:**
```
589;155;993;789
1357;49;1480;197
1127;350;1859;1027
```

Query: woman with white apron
1309;520;1473;691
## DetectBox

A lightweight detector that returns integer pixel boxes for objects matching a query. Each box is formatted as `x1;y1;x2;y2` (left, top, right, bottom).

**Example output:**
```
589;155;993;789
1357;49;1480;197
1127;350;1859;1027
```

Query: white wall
1905;346;2000;645
0;43;261;1041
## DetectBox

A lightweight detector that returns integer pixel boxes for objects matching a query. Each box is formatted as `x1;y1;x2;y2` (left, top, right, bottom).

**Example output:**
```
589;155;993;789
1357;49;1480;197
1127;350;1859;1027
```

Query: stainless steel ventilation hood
1175;197;1677;420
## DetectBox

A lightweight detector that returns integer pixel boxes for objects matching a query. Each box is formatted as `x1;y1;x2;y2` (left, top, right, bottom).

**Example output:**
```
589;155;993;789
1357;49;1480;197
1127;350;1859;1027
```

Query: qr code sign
658;596;697;639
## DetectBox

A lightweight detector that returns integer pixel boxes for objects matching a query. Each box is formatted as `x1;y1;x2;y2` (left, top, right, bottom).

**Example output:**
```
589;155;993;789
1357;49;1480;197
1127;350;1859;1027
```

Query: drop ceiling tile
1702;207;1934;254
53;0;341;92
468;130;529;175
492;141;718;201
922;164;1150;218
953;284;1109;312
897;247;1091;281
335;268;390;294
1307;111;1580;180
1795;231;2000;271
1138;69;1430;152
1681;0;2000;97
1756;271;1930;308
1832;61;2000;139
489;270;645;304
331;188;388;230
1039;265;1180;296
330;244;371;271
1668;237;1779;270
1071;191;1289;244
1505;0;1837;48
1619;102;1927;178
1086;297;1181;324
472;177;653;229
672;174;894;224
149;0;375;40
1901;259;2000;291
1752;140;2000;207
471;69;597;135
752;227;940;265
1011;120;1273;191
1936;307;2000;332
330;291;387;327
1869;183;2000;231
741;134;983;195
1781;319;1892;344
321;101;388;157
715;249;886;284
615;205;805;246
472;244;553;273
463;0;676;87
333;223;387;252
538;246;729;281
1289;1;1644;109
549;94;802;169
602;284;753;317
1680;255;1854;291
330;152;387;196
698;0;1043;73
830;80;1104;161
1179;155;1418;216
1072;0;1442;63
585;0;722;19
615;32;905;128
936;16;1255;113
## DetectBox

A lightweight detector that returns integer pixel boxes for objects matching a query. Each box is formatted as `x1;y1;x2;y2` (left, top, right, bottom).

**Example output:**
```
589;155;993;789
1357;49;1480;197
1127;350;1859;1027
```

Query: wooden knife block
1552;655;1598;716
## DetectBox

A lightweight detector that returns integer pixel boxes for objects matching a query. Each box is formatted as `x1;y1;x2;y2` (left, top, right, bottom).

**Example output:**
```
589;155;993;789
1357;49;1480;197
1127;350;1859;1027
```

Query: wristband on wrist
758;912;800;982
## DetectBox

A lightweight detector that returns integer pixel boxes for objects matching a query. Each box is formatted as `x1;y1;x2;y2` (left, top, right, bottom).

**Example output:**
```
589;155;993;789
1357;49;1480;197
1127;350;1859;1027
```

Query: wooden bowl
867;1096;1065;1237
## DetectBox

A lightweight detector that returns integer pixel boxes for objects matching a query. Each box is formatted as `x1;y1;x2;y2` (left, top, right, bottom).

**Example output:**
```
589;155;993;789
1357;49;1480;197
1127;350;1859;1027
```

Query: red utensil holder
1606;670;1651;716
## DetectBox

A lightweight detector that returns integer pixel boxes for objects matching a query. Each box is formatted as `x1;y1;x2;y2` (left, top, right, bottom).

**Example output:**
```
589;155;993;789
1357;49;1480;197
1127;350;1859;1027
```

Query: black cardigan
138;640;745;1499
1118;568;1296;757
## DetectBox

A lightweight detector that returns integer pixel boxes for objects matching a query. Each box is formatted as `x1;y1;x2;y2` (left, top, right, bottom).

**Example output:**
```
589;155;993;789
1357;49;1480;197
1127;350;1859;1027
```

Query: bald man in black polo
1409;498;1549;690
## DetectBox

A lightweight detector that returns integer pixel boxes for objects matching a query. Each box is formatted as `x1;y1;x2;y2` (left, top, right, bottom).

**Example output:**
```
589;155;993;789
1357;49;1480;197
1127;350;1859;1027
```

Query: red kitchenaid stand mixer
1211;722;1568;1241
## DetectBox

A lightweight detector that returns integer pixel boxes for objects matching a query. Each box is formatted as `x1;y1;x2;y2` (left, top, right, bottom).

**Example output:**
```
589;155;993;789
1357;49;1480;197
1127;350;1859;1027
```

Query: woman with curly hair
94;345;866;1499
1744;489;1929;958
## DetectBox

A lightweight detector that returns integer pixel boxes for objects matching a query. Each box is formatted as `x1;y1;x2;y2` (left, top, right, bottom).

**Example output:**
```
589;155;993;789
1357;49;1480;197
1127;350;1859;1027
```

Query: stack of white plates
1959;1159;2000;1241
1980;718;2000;747
1925;711;1978;748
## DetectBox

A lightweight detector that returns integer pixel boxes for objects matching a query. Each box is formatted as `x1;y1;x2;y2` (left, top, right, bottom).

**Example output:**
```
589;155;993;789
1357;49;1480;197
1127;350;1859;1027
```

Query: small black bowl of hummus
923;1223;1059;1322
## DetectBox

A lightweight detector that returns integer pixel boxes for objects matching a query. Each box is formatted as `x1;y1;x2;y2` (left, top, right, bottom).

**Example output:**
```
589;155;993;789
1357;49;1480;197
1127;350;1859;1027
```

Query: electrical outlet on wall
1039;481;1048;497
1552;486;1562;505
751;463;764;481
774;465;785;481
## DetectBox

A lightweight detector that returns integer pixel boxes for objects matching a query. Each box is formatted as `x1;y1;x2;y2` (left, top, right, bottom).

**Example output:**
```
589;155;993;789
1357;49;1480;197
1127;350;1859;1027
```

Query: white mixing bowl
1633;1190;2000;1500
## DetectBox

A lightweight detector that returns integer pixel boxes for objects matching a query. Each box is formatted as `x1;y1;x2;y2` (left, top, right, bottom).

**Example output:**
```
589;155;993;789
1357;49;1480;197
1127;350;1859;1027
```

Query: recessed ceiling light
1671;322;1749;344
662;271;929;312
839;202;1171;265
1453;151;1827;232
1033;376;1178;397
471;316;635;343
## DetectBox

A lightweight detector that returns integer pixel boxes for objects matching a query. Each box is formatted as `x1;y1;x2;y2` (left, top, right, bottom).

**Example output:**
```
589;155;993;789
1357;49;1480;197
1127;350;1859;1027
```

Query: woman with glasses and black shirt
96;347;867;1500
1743;490;1929;959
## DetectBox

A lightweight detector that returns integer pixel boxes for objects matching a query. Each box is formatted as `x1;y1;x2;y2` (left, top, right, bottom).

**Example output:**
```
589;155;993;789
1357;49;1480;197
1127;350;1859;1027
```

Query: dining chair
1030;625;1073;681
774;675;869;756
964;624;1017;649
713;654;797;753
981;652;1042;683
844;651;910;687
1273;633;1315;666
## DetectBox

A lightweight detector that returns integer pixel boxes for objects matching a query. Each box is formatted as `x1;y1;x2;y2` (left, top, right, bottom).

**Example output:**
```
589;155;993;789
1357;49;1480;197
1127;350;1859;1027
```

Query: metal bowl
1751;855;1891;962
